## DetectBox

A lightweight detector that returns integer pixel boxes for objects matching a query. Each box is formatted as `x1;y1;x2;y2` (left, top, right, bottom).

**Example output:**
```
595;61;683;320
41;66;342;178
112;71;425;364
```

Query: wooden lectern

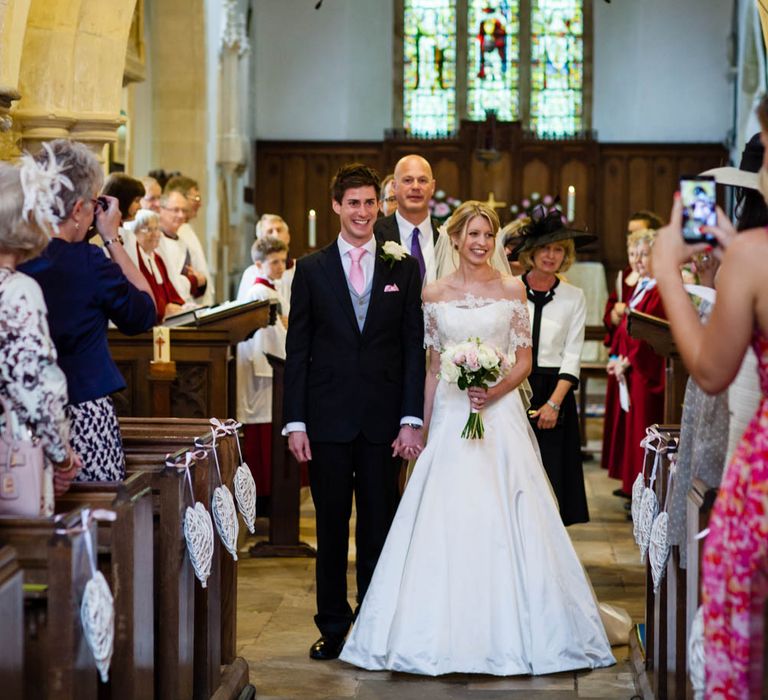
108;300;273;419
627;309;688;425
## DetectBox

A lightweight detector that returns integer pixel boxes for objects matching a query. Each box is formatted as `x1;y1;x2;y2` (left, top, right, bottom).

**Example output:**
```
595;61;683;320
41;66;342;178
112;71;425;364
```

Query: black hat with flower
514;199;597;254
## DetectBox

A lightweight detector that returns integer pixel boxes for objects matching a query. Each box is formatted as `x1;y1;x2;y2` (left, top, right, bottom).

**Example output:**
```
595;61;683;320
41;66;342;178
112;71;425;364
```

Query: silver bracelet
546;399;561;411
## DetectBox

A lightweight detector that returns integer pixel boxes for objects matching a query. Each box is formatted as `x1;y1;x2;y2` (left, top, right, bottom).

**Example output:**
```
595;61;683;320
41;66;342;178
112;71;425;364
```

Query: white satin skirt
339;381;616;676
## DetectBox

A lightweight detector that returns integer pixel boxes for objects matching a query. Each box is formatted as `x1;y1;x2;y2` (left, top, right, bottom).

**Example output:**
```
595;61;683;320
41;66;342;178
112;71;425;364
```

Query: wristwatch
402;422;422;430
546;399;561;412
103;234;123;249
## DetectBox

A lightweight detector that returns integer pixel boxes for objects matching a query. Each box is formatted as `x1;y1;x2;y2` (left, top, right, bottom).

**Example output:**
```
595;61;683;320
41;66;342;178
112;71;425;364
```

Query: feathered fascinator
19;142;73;235
514;201;597;254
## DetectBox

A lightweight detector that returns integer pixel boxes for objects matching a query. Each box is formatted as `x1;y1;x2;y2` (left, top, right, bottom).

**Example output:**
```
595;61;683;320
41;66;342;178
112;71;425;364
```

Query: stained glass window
466;0;520;122
403;0;457;136
529;0;584;135
401;1;586;137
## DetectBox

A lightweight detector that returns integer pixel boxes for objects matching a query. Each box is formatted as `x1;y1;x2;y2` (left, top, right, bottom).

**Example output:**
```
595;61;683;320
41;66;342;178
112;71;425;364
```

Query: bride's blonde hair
445;201;500;250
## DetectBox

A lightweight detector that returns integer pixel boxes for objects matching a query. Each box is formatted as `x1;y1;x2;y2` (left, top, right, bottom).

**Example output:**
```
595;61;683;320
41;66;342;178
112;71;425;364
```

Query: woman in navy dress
20;141;156;481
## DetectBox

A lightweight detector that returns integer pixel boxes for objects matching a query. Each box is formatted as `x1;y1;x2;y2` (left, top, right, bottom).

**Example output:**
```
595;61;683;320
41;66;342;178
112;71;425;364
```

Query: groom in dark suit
374;154;442;285
284;163;425;660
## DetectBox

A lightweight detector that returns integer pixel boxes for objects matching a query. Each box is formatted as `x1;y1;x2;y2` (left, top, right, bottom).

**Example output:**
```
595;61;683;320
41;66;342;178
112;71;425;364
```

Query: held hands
392;425;424;460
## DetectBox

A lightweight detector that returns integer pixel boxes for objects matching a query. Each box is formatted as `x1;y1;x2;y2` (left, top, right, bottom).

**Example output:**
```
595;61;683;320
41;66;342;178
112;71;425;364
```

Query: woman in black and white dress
516;206;594;526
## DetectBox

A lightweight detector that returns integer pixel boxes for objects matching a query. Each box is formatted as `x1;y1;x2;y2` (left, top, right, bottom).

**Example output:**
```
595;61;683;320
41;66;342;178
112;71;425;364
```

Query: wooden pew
120;418;249;700
55;472;155;700
121;418;240;666
122;446;198;700
0;507;97;700
0;545;23;699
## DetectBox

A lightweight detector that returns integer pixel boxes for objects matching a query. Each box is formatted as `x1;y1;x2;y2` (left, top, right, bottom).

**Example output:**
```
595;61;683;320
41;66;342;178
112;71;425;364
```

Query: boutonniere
380;241;409;268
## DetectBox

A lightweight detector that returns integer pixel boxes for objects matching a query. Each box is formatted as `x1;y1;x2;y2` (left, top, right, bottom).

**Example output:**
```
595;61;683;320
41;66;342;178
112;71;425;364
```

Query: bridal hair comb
18;141;74;235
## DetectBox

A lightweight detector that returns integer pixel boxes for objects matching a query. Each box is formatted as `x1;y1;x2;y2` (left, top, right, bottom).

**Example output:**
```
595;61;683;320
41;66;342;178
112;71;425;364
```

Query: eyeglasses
383;196;397;203
161;206;189;215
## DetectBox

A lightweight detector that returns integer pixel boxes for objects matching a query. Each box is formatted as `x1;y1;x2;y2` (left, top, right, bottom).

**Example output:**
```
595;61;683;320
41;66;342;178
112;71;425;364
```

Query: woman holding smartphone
653;97;768;698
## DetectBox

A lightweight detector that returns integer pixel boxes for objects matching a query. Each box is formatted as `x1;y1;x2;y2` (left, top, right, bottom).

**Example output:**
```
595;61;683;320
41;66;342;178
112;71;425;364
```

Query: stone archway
1;0;138;156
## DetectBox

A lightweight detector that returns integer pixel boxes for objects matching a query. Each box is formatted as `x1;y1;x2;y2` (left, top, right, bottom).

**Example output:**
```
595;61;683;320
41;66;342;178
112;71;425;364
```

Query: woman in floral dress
654;101;768;697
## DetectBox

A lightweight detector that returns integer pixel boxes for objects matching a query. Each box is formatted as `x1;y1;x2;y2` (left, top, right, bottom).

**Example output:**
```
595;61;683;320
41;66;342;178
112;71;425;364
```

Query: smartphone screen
680;176;717;244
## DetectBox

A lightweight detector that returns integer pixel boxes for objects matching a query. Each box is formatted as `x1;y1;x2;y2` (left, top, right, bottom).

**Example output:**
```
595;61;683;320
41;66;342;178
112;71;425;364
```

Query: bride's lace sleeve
509;300;532;353
423;302;441;350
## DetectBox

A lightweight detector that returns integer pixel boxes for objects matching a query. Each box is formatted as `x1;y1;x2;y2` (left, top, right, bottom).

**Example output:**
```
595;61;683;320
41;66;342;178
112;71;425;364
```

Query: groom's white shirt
283;233;422;435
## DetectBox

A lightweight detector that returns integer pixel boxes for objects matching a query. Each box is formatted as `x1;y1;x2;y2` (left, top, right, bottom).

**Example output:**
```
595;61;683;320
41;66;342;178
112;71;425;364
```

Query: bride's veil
433;221;513;280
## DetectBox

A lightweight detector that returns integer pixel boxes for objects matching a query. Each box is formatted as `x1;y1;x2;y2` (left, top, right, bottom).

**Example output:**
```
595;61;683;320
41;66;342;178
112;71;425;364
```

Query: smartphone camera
94;196;110;213
680;176;717;245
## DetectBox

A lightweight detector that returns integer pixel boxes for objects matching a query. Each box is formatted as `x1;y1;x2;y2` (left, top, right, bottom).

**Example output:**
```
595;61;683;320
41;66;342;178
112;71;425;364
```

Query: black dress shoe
612;488;631;499
309;635;344;660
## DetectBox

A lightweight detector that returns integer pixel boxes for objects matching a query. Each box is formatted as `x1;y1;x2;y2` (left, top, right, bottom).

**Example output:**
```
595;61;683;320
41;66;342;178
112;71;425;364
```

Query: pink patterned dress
702;331;768;699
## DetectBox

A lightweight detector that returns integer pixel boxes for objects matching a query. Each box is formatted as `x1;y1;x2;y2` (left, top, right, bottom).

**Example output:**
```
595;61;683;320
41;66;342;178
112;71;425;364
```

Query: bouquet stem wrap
461;407;484;439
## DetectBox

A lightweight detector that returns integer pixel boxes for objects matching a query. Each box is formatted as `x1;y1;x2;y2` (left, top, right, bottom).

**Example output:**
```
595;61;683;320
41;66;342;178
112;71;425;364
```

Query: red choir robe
602;266;636;348
136;249;185;323
600;281;666;493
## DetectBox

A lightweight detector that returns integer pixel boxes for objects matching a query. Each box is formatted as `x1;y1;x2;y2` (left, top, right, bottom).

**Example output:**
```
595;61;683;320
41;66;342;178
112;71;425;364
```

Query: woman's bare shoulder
500;274;527;302
422;276;457;303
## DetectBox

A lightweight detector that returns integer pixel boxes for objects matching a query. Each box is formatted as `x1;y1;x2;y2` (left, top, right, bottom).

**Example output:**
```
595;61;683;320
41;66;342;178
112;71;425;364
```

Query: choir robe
600;281;666;493
134;243;185;323
235;276;287;502
602;266;636;349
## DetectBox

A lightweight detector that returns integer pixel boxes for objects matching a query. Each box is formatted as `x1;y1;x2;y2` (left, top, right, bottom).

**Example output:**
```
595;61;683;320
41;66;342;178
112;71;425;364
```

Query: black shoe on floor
623;501;632;511
309;636;345;661
613;488;631;499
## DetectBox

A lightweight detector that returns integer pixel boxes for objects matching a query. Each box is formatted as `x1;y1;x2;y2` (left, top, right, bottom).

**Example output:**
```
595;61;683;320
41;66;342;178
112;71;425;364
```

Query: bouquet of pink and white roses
440;338;510;439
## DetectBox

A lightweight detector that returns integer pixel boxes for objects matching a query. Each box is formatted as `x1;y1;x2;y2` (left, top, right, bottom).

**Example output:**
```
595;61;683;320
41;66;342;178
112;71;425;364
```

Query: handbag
0;397;46;517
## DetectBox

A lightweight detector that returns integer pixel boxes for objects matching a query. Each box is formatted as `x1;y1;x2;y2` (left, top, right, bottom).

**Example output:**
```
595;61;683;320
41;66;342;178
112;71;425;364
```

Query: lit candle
566;185;575;222
308;209;317;248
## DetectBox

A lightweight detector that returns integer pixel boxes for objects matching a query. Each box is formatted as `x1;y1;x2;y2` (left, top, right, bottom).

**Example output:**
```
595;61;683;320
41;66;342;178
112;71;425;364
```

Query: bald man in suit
374;155;442;285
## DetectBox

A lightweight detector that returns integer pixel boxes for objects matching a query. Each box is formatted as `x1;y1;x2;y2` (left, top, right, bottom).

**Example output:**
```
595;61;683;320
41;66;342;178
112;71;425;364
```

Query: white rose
477;344;499;370
382;241;408;260
440;356;461;384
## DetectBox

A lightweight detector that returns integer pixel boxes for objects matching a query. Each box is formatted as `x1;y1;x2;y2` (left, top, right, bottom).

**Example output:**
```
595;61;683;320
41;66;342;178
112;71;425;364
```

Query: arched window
397;0;590;137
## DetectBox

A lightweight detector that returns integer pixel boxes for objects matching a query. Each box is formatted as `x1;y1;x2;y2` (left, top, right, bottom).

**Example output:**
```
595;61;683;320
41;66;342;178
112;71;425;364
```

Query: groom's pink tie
348;247;366;295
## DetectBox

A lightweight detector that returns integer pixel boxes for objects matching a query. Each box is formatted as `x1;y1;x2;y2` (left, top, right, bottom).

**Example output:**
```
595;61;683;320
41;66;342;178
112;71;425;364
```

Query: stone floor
236;437;644;699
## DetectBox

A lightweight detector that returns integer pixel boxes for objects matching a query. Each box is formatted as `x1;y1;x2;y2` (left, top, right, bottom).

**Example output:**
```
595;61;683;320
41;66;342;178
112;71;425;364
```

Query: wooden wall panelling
651;157;677;220
251;136;728;287
599;155;628;277
470;153;512;205
628;157;653;219
306;156;331;254
521;157;551;205
281;155;307;252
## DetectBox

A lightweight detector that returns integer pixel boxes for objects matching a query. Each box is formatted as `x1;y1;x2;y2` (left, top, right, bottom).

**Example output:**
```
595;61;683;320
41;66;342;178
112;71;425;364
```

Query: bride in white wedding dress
339;201;615;676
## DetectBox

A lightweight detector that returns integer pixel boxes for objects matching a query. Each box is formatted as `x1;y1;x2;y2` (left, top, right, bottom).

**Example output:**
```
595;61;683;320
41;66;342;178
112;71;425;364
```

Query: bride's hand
467;386;491;410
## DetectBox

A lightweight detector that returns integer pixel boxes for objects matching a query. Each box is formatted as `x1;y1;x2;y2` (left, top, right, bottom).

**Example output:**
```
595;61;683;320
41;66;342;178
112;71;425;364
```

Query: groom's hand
288;431;312;463
392;425;424;460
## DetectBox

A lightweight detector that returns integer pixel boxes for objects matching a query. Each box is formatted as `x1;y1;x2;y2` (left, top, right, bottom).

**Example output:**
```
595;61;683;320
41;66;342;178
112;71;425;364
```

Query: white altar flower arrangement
380;240;409;267
440;338;510;439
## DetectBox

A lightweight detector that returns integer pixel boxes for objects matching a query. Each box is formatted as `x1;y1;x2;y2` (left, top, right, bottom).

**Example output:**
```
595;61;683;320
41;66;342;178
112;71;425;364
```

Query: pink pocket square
383;283;400;293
